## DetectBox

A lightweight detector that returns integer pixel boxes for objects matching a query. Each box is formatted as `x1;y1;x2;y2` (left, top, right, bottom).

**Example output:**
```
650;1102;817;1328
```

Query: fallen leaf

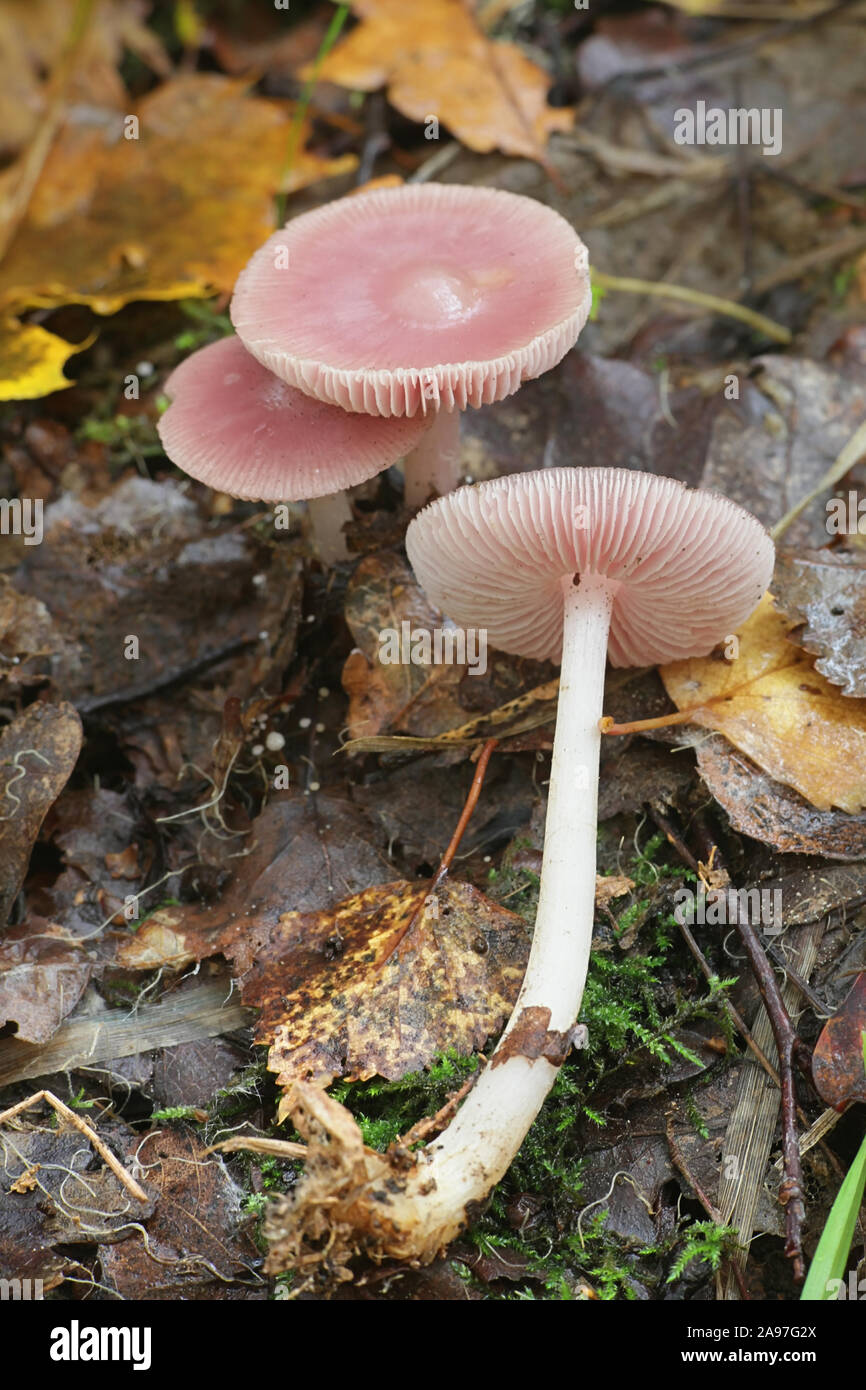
342;552;466;742
461;353;720;490
0;701;82;928
13;476;296;712
0;579;61;690
117;791;394;972
660;593;866;813
773;549;866;697
0;1123;149;1285
692;740;866;860
700;357;866;551
0;74;356;350
0;320;86;400
0;953;90;1045
253;878;529;1104
0;0;167;160
314;0;572;162
811;973;866;1112
595;873;636;908
99;1125;259;1298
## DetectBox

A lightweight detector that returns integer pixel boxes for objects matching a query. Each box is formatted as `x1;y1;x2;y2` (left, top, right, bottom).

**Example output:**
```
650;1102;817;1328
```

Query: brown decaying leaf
0;579;60;688
99;1125;259;1299
660;593;866;813
692;739;866;860
0;700;82;929
811;973;866;1112
0;74;356;323
773;549;866;698
314;0;572;162
342;552;466;742
258;878;529;1105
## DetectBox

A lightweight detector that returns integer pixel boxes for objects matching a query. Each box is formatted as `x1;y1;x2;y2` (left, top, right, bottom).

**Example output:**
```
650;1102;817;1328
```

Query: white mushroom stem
367;572;617;1255
307;492;352;565
402;409;462;508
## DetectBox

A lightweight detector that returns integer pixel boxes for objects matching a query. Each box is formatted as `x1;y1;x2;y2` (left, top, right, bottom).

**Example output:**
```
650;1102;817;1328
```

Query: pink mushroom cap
157;336;432;501
406;468;775;666
230;184;592;418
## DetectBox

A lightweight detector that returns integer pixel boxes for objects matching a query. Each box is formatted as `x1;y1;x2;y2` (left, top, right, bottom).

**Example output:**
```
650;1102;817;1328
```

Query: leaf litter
2;0;866;1305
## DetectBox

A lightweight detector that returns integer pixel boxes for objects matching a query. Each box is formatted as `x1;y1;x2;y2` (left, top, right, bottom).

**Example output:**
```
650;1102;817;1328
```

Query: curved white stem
403;410;462;508
370;572;617;1254
307;491;352;564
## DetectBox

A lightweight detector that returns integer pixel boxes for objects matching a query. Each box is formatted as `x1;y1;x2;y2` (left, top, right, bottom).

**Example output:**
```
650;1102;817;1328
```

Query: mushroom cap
230;184;591;417
405;468;775;666
157;336;432;501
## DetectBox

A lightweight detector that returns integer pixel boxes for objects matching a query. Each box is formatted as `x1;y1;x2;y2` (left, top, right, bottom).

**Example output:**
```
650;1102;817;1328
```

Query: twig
207;1135;307;1160
666;1113;723;1224
373;740;499;972
431;739;499;889
0;1090;149;1203
400;1073;478;1146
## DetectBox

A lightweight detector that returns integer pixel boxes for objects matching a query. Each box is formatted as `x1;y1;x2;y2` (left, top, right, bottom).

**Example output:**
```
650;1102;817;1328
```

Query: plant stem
376;573;616;1254
403;410;462;508
307;492;352;564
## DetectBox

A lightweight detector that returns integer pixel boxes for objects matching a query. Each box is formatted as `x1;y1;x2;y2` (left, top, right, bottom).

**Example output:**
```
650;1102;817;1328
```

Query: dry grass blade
716;922;824;1298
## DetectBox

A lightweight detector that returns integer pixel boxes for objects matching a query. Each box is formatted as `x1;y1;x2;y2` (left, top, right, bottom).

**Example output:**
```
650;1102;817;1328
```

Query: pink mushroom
157;336;431;563
300;468;773;1261
230;184;592;507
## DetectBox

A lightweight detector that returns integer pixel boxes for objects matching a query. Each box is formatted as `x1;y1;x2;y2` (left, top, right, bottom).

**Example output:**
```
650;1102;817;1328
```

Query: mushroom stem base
268;574;617;1275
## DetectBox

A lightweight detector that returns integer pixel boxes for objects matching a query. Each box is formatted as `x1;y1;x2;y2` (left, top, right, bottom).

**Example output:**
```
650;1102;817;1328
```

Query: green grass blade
801;1128;866;1300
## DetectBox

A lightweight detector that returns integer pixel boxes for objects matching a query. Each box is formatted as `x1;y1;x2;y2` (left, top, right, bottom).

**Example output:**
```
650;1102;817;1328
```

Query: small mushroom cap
230;184;591;417
406;468;775;666
157;336;431;501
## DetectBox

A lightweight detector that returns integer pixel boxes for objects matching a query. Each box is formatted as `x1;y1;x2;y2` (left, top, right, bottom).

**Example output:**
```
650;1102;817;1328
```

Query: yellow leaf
0;74;356;319
660;593;866;813
313;0;572;162
0;318;89;400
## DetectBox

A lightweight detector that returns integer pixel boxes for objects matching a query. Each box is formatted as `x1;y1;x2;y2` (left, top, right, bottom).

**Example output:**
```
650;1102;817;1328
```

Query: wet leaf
0;74;356;334
660;593;866;813
773;549;866;698
97;1125;259;1298
691;740;866;860
0;701;82;928
255;877;529;1104
314;0;572;162
812;973;866;1112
